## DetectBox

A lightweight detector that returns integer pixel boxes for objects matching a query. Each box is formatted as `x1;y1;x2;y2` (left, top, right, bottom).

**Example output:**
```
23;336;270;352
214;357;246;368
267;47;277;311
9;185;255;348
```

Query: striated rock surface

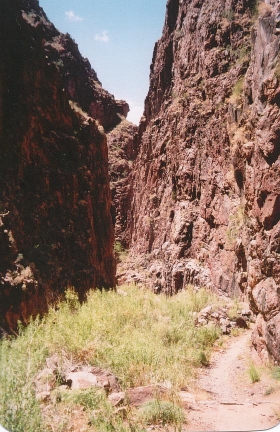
0;0;129;329
130;0;280;362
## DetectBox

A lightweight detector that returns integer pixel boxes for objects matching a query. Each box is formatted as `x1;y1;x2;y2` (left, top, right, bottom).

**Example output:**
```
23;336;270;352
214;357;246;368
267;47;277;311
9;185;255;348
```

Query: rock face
0;0;128;329
107;120;138;249
130;0;280;362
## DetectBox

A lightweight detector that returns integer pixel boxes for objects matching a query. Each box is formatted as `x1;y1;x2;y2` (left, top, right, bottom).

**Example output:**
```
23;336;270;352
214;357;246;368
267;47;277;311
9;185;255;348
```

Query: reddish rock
130;0;280;362
0;0;127;330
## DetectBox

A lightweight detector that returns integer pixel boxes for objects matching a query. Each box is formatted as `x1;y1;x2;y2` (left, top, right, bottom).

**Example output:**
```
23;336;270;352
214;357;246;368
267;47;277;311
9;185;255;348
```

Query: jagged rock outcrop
130;0;280;362
0;0;128;329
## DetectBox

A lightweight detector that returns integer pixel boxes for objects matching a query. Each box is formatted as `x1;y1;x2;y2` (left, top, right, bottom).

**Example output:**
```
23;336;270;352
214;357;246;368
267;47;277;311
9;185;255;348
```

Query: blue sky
39;0;167;124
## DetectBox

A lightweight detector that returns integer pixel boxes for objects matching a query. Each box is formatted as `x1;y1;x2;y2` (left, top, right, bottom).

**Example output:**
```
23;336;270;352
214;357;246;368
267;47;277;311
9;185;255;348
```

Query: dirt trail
183;330;280;431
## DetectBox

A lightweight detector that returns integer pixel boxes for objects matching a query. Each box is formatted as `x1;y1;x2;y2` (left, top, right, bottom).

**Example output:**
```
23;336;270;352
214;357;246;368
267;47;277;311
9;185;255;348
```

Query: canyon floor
183;329;280;432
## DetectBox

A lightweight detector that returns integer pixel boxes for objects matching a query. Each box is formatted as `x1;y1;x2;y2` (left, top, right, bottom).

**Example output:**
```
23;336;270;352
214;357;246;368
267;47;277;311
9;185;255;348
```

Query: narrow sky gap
39;0;167;124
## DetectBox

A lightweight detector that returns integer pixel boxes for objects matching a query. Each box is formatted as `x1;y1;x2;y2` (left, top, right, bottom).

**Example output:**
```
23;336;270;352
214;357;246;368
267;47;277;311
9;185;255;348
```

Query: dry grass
0;285;223;431
248;362;261;383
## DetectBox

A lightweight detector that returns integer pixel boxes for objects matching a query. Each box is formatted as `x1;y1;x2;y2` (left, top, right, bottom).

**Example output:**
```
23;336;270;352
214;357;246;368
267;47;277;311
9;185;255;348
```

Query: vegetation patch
228;77;244;105
136;398;184;428
248;362;261;383
271;366;280;381
114;241;128;262
0;285;223;431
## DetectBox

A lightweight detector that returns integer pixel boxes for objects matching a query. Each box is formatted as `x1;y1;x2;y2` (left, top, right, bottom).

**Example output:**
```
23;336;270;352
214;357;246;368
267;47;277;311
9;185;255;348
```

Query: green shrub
137;398;184;428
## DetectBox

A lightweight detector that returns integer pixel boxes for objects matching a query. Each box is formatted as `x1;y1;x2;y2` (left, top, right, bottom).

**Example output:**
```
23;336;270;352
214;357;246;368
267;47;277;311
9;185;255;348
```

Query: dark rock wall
130;0;280;362
0;0;124;329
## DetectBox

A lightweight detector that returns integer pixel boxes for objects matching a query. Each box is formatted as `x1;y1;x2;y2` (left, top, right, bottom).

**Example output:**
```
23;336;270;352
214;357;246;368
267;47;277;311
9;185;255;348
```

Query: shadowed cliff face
0;0;129;329
130;0;280;362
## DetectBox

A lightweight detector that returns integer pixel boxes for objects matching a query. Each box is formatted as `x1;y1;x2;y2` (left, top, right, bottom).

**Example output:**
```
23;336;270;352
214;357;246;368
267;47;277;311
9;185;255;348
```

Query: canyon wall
0;0;127;330
130;0;280;362
107;120;138;249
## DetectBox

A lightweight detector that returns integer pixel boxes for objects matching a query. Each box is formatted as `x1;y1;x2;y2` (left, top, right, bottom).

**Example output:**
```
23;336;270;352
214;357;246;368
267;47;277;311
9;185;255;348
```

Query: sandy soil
182;329;280;431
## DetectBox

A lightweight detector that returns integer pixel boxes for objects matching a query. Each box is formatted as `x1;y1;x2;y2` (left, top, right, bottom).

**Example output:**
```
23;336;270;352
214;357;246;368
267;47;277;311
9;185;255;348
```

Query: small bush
193;350;209;367
248;363;261;383
271;366;280;381
137;398;184;427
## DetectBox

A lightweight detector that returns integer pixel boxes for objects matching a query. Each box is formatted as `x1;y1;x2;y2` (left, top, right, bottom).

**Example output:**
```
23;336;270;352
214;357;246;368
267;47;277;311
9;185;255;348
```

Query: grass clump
137;398;184;429
0;285;222;430
271;366;280;381
60;387;106;410
248;363;261;383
